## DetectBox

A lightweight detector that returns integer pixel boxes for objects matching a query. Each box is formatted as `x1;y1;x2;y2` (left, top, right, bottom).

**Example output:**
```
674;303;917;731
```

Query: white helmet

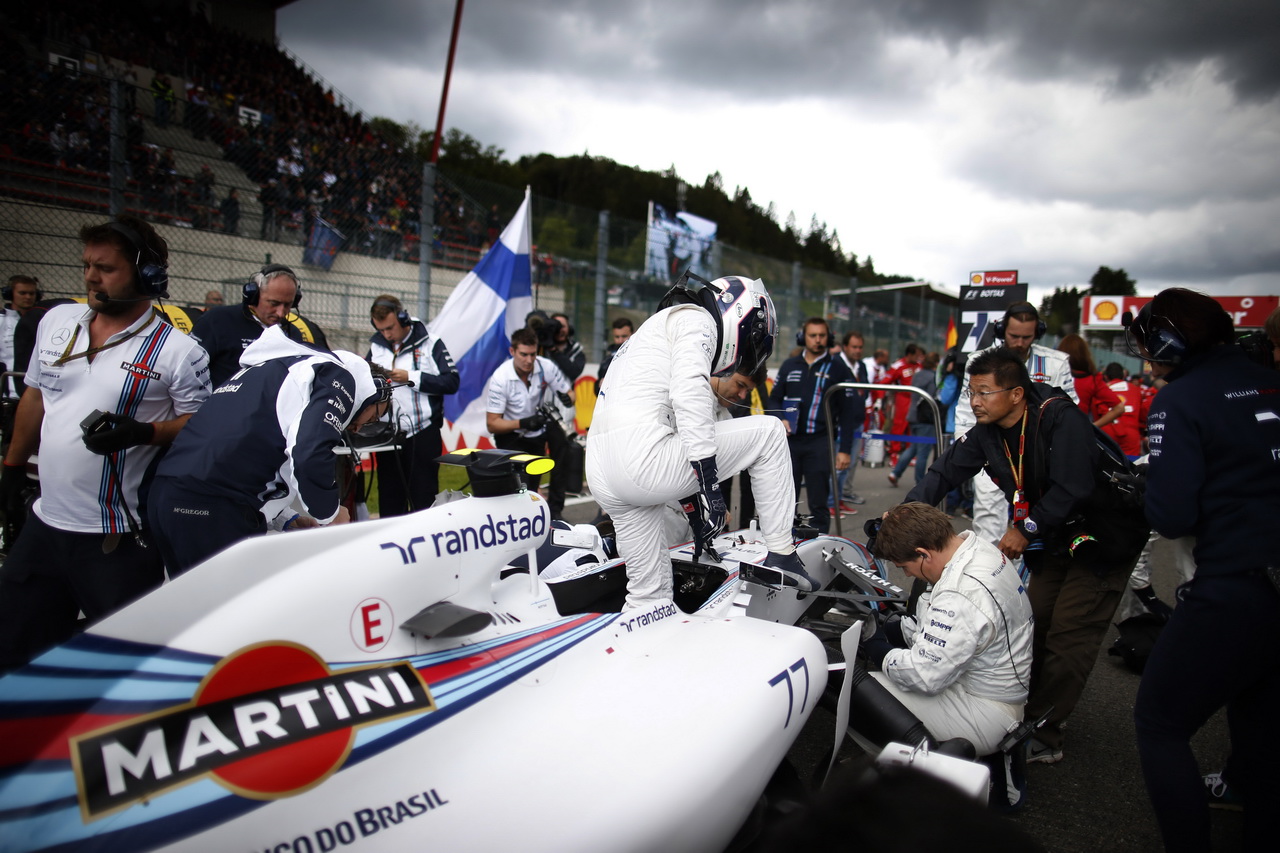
658;271;778;375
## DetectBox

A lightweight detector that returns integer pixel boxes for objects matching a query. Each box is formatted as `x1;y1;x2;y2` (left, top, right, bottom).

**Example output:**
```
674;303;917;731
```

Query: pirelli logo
71;642;435;820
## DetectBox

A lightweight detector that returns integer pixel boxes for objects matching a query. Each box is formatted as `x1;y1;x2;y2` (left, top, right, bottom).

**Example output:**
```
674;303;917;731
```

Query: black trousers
375;427;442;516
788;432;832;533
147;478;267;578
495;425;568;517
0;513;164;673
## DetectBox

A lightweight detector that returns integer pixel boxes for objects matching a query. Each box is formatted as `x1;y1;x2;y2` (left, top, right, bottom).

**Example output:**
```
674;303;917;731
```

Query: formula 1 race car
0;450;836;853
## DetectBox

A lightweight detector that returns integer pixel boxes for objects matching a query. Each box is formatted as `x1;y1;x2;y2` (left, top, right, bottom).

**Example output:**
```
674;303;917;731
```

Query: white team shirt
26;304;211;533
485;355;570;438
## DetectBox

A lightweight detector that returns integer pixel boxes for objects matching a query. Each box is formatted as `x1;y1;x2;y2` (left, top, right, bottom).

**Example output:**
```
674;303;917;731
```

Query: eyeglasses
962;386;1016;400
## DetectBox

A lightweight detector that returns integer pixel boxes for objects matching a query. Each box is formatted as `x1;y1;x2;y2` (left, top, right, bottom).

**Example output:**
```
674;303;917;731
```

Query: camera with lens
525;310;563;353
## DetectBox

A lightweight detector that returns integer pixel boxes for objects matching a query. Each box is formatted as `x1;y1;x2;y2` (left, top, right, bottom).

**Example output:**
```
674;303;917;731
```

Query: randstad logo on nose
431;512;547;556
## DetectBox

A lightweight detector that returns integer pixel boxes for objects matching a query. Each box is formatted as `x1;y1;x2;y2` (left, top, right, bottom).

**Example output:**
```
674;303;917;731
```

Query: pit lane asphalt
561;466;1242;853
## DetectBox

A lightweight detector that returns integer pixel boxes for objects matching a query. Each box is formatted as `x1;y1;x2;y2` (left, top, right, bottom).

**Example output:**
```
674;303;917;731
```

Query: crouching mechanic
862;502;1033;756
147;326;390;575
587;272;810;610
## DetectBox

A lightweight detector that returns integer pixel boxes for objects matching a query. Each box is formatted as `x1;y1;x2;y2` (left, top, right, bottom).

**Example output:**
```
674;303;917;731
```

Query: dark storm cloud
280;1;1280;103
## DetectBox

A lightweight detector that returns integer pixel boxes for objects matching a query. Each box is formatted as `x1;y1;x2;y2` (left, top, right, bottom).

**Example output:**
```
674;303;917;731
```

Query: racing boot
746;549;817;592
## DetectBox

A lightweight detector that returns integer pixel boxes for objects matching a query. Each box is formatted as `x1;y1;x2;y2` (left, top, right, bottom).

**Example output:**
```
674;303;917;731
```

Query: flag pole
525;185;534;308
421;0;465;322
429;0;466;165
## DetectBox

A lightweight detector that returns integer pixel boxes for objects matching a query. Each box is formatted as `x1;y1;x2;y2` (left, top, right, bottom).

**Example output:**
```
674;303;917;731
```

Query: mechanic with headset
767;316;859;535
863;501;1033;757
0;215;211;673
1127;289;1280;853
190;263;308;388
587;272;813;609
904;347;1148;765
147;327;390;576
366;294;459;516
955;301;1075;552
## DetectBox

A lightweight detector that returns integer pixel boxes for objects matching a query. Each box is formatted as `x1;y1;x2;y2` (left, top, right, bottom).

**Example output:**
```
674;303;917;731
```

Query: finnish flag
429;190;533;440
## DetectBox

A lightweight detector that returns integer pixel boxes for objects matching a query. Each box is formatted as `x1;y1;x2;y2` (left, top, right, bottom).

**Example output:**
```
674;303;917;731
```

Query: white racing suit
587;305;795;608
873;531;1034;755
954;343;1075;547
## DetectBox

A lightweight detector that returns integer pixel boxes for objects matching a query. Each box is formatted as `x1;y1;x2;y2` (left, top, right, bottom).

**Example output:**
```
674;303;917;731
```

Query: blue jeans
828;433;862;508
890;423;935;485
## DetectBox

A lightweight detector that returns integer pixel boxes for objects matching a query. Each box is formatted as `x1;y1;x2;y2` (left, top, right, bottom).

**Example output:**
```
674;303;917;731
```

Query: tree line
368;120;914;284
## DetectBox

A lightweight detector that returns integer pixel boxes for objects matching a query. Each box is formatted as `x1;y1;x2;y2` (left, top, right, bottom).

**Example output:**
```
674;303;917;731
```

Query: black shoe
747;551;816;592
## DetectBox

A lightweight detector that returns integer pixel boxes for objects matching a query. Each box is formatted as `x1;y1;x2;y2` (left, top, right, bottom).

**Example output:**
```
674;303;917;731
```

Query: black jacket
546;338;585;381
1145;345;1280;574
907;383;1145;567
191;305;306;388
768;351;859;453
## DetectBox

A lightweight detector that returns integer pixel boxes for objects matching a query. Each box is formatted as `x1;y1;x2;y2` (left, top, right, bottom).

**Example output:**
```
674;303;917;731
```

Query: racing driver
587;272;810;609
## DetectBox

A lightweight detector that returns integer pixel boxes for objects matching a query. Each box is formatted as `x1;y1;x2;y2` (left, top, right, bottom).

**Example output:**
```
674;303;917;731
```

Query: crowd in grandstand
4;2;490;264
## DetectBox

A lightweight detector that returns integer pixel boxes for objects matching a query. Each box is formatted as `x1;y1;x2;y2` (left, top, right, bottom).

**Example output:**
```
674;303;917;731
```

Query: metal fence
3;48;957;364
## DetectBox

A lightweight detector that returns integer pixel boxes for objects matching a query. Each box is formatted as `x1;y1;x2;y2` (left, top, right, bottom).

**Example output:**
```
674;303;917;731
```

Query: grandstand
0;0;530;352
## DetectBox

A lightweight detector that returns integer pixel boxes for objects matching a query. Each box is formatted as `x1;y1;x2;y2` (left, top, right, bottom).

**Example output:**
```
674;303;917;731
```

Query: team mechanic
862;502;1033;757
1127;289;1280;853
955;301;1075;549
587;272;812;609
191;263;308;388
485;327;575;520
905;348;1147;764
0;215;211;673
367;295;459;516
147;326;390;575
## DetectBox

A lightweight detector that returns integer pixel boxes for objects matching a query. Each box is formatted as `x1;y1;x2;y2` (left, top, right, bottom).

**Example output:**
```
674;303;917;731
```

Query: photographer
485;328;575;520
0;216;210;673
527;310;585;381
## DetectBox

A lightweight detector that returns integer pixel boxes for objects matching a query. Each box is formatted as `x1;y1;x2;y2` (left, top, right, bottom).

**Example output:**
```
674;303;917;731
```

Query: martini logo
72;642;434;820
120;361;162;380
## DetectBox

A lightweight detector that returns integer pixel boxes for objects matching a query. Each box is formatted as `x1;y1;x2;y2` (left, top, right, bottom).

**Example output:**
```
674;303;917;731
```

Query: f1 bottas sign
959;271;1026;353
71;642;435;820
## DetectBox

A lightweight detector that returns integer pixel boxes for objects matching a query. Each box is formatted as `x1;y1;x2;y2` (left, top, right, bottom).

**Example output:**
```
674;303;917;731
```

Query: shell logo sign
969;270;1018;287
1081;295;1279;329
1092;300;1120;322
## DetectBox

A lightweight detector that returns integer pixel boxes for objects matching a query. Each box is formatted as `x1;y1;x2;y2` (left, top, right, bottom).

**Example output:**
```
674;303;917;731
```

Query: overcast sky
277;0;1280;300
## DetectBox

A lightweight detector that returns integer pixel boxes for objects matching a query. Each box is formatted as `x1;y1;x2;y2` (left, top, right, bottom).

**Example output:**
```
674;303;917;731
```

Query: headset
991;301;1046;341
1122;302;1188;365
243;263;302;309
106;221;169;297
2;276;43;302
371;297;411;329
795;318;831;348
